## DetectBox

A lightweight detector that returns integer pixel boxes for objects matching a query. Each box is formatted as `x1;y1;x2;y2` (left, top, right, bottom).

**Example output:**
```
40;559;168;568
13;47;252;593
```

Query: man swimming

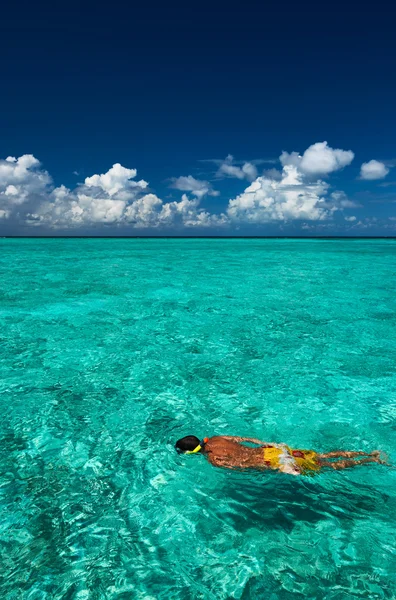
175;435;384;476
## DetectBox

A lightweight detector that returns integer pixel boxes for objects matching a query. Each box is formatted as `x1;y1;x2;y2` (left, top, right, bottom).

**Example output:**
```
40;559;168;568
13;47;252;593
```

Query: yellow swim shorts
263;446;320;475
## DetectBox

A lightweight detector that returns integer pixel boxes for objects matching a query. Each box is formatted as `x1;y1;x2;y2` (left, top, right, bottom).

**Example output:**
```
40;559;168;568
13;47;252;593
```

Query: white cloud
25;162;153;227
263;168;282;181
220;142;355;223
30;188;224;230
360;160;390;180
216;155;258;181
225;143;362;224
169;175;219;199
227;165;331;223
348;217;380;229
156;194;226;228
0;144;363;231
240;162;258;181
327;191;361;209
123;193;163;226
85;163;148;196
345;216;357;222
280;141;354;176
122;193;226;228
0;155;224;230
0;154;52;210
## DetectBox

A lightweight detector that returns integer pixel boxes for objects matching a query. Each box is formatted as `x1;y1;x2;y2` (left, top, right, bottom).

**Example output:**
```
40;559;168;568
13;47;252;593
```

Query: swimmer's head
175;435;202;454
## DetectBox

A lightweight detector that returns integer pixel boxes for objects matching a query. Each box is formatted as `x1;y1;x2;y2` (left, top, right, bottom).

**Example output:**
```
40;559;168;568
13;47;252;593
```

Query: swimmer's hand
279;462;301;476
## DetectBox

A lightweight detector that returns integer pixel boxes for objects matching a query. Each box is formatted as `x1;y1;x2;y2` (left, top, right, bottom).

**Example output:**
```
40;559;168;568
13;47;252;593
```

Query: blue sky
1;0;395;235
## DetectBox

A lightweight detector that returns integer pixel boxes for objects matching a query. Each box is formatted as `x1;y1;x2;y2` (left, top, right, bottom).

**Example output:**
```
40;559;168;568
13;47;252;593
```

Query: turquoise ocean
1;238;396;599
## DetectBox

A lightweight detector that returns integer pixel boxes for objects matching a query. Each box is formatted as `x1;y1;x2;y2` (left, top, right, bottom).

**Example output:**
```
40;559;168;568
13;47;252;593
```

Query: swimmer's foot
371;450;388;465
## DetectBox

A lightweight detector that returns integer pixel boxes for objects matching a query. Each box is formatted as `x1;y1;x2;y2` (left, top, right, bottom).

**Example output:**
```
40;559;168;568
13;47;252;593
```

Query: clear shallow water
0;238;396;600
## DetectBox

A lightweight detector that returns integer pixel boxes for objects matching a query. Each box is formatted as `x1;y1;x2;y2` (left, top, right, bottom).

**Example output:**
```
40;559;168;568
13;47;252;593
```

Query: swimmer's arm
216;435;268;446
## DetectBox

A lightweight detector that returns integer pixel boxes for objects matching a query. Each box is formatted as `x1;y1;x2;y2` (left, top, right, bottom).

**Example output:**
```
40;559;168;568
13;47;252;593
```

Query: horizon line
2;236;396;240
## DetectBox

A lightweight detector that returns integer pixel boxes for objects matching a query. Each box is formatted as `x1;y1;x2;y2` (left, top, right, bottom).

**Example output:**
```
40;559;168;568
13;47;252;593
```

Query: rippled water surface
1;238;396;599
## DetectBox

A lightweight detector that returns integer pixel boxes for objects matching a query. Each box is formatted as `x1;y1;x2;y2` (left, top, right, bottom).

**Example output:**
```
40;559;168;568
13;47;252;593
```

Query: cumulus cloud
123;193;225;228
0;143;362;231
85;163;148;197
223;141;356;223
360;160;390;180
262;168;283;181
156;195;226;227
216;155;258;181
0;155;52;213
226;149;361;225
1;154;225;230
28;163;152;227
227;165;331;223
169;175;219;199
280;141;354;176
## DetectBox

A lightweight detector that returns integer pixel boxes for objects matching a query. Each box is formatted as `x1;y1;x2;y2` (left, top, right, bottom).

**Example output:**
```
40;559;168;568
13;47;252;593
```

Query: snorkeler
175;435;385;476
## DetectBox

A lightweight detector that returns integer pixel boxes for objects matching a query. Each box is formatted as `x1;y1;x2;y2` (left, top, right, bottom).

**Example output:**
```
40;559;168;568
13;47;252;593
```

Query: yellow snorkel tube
177;437;208;455
185;444;201;455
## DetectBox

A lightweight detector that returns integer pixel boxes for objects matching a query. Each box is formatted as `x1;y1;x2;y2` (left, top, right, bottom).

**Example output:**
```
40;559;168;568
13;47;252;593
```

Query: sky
1;0;395;236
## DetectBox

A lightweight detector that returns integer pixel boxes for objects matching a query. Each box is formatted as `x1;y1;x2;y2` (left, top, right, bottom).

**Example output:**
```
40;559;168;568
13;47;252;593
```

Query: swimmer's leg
317;450;377;459
321;457;382;471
